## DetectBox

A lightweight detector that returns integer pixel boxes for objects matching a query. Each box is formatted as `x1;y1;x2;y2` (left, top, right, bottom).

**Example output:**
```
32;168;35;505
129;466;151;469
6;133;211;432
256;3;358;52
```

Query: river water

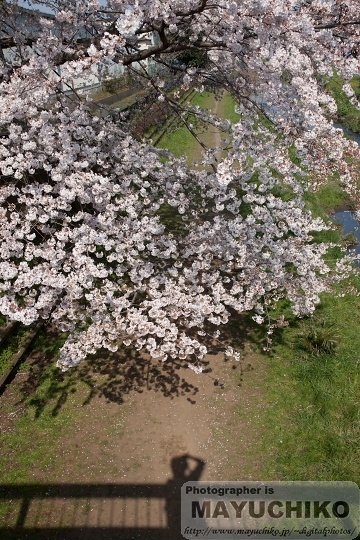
332;124;360;261
332;210;360;260
333;123;360;145
246;98;360;257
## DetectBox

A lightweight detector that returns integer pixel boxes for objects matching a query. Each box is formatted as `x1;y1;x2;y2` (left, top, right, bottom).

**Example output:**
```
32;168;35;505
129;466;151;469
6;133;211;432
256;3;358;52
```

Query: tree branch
315;19;360;30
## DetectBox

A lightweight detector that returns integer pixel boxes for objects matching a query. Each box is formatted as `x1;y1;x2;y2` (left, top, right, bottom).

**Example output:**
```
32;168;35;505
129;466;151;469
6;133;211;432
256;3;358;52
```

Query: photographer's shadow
166;454;206;539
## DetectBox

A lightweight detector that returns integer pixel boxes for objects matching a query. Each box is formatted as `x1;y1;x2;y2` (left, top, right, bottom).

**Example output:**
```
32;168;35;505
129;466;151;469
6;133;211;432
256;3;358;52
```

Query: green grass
0;327;106;529
0;328;84;484
190;89;214;108
157;123;197;162
27;328;69;360
219;92;241;123
251;167;360;482
17;328;102;419
260;287;360;482
0;355;92;530
0;324;31;377
0;381;85;484
0;411;92;539
296;177;352;264
156;91;215;163
304;179;353;216
326;73;360;133
157;90;240;163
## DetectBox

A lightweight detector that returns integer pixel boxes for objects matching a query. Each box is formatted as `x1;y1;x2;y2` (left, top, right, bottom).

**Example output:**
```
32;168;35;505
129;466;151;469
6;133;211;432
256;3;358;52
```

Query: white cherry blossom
0;0;359;371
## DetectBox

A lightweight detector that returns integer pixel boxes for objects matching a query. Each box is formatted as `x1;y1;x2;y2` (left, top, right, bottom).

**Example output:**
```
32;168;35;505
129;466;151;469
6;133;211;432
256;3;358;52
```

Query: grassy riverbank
326;74;360;133
261;186;360;482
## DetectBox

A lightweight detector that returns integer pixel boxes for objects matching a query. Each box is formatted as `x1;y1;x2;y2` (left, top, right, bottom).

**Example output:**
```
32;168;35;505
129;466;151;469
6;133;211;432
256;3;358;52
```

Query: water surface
332;210;360;261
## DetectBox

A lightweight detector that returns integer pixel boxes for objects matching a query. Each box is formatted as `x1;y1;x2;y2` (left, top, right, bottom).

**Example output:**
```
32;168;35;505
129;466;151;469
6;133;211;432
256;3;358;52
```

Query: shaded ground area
0;321;268;539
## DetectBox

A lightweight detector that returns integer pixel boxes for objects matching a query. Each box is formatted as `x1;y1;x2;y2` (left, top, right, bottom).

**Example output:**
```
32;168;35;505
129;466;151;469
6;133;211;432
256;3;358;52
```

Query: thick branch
314;19;360;30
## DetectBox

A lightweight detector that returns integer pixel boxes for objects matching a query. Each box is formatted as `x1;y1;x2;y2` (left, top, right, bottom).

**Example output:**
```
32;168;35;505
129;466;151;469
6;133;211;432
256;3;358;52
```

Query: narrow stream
332;124;360;262
332;210;360;260
334;123;360;145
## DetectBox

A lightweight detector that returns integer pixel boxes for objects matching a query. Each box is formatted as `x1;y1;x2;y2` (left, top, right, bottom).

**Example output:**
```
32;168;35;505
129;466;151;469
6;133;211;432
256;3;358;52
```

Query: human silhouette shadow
166;454;206;539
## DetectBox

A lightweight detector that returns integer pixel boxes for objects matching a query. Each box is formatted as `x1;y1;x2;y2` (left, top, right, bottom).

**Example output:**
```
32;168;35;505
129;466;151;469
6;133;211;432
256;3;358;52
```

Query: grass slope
326;74;360;133
261;180;360;482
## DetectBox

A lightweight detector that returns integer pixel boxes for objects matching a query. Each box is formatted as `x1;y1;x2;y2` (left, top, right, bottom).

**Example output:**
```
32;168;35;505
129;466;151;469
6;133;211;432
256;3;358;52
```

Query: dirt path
197;94;222;157
0;337;268;539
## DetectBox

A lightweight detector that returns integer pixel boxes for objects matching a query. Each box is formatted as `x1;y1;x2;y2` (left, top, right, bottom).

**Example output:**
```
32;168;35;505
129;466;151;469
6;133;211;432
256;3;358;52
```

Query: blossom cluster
0;0;359;372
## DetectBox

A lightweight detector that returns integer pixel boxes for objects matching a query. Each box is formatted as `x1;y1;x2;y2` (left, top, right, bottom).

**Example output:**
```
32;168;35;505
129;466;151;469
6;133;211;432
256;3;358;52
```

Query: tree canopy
0;0;359;371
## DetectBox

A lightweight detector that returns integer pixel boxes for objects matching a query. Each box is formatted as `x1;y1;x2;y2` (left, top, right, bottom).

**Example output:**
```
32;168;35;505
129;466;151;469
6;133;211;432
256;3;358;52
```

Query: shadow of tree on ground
14;309;297;416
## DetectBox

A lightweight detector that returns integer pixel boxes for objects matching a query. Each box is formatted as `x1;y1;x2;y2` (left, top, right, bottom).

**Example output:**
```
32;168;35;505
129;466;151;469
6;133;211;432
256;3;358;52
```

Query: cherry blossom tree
0;0;359;371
